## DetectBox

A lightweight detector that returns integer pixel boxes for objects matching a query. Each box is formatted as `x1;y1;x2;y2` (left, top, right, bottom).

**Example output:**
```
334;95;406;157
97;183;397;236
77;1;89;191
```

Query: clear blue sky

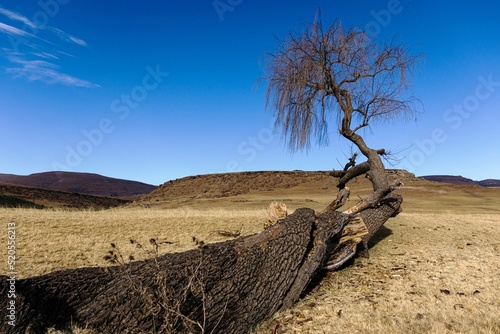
1;0;499;185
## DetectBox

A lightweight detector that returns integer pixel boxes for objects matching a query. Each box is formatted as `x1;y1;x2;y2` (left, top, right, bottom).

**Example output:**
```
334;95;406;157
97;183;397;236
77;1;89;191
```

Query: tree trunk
1;195;401;334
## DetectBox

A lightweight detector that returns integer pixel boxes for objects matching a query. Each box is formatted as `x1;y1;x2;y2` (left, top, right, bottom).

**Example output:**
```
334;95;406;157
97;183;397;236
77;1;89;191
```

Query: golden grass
0;207;266;278
1;181;499;333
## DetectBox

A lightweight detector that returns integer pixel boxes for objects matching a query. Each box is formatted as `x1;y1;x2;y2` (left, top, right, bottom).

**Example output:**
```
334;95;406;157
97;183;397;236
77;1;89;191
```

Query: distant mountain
0;172;157;197
419;175;477;185
419;175;500;187
476;179;500;187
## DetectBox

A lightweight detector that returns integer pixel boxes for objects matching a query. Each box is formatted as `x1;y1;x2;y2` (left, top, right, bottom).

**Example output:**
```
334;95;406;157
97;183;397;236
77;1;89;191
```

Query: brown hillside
0;171;157;197
420;175;500;187
0;182;129;209
477;179;500;187
141;171;329;200
134;169;500;214
419;175;478;186
135;170;415;208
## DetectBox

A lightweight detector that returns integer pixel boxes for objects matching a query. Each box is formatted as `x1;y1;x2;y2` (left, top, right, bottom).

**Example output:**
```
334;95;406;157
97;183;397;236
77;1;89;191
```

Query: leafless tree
265;16;421;211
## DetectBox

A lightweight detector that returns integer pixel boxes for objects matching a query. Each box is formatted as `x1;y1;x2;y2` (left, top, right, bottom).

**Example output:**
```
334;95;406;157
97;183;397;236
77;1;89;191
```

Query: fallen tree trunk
1;193;402;334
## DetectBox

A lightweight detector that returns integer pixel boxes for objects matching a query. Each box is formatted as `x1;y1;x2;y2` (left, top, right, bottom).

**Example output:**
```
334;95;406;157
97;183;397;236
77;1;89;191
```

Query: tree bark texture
1;194;401;334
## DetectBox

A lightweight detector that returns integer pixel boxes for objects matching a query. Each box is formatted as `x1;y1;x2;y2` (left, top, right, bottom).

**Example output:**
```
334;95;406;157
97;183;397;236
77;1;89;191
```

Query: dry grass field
0;207;267;278
1;172;499;333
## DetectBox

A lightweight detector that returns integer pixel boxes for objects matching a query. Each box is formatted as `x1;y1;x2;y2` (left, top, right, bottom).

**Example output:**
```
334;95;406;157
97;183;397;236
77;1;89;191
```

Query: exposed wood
322;214;368;270
324;192;402;267
264;201;288;229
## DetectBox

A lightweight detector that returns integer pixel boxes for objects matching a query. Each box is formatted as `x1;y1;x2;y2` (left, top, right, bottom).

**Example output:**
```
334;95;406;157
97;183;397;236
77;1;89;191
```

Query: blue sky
1;0;499;185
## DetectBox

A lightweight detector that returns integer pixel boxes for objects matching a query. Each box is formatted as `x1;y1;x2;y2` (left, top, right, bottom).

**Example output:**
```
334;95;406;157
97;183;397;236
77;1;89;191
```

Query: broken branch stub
323;187;351;212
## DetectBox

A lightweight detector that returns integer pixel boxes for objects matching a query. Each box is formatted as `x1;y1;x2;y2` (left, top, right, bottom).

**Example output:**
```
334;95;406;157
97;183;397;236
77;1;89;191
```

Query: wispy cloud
68;35;88;47
0;5;98;88
0;6;36;29
33;52;59;60
51;27;88;47
6;56;100;88
0;22;29;36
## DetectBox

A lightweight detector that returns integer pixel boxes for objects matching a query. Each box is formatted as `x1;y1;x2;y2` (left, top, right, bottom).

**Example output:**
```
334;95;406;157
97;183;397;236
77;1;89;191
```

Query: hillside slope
0;171;157;197
420;175;500;187
419;175;477;185
0;183;128;209
134;170;411;208
133;169;500;213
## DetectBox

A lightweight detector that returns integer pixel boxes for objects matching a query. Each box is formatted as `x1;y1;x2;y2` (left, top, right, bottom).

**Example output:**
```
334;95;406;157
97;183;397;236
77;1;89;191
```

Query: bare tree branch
265;19;422;153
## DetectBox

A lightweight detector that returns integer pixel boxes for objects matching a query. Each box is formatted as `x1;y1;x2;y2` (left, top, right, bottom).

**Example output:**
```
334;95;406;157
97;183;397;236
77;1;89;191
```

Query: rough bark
343;152;358;171
336;161;370;189
323;186;350;212
357;192;402;257
0;195;401;334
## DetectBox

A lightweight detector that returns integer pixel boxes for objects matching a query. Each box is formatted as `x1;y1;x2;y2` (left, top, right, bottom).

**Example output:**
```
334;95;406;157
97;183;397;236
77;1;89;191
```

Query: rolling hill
477;179;500;187
0;171;157;197
132;169;500;213
419;175;500;187
0;182;129;209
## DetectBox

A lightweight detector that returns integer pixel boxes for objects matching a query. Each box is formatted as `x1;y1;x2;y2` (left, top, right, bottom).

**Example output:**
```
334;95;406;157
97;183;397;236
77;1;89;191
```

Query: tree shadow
367;225;393;249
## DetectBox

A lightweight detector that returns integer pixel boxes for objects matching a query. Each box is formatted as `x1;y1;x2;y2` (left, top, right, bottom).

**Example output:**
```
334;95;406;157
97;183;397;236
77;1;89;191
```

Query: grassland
0;207;267;278
1;173;499;333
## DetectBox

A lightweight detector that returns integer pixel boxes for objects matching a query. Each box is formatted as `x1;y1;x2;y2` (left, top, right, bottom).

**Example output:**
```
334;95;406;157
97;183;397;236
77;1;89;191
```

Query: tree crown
265;18;421;152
